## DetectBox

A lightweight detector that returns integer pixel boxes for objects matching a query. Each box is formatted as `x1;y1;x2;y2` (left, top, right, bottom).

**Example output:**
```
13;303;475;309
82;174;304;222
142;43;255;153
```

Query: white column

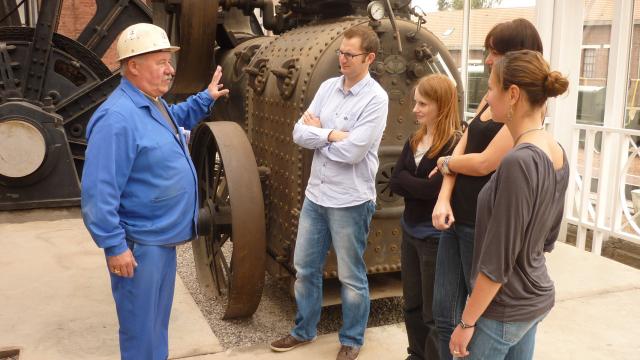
596;0;634;253
535;0;555;63
536;0;557;128
547;0;583;151
460;0;470;115
546;0;583;243
603;0;634;130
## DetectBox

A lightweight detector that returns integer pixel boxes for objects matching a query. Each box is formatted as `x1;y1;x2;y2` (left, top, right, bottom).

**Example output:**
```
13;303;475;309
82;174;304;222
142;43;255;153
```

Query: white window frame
542;0;635;251
582;48;597;78
456;0;637;251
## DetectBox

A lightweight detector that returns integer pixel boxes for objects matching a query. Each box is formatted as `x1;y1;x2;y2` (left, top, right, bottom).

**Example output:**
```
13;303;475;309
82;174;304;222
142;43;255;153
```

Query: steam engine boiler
0;0;463;319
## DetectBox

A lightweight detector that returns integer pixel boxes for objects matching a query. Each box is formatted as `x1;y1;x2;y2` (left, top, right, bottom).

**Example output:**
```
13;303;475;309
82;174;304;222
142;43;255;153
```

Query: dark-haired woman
448;49;569;360
390;74;460;360
430;18;544;360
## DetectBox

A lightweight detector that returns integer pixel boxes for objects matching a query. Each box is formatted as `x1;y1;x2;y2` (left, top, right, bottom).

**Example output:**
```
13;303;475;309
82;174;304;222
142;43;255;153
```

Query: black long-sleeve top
390;136;458;227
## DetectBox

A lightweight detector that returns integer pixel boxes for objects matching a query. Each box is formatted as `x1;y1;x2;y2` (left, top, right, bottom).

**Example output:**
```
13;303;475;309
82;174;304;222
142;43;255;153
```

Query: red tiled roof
423;7;535;49
423;0;640;49
584;0;640;24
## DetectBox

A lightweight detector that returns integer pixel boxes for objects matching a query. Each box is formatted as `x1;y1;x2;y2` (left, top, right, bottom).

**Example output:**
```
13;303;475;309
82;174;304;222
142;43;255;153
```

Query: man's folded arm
319;97;388;164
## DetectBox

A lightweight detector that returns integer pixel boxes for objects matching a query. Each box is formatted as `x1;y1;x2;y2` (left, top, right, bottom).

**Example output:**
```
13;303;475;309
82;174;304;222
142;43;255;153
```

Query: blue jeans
110;240;176;360
291;197;376;347
433;224;475;360
460;313;547;360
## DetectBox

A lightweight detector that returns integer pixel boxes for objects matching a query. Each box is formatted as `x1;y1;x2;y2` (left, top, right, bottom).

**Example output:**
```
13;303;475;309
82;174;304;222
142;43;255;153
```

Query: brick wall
580;24;640;95
581;24;610;87
58;0;150;70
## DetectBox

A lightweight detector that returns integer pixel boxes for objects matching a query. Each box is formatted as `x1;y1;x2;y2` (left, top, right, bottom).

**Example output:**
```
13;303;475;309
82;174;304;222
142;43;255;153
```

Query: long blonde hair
410;74;461;158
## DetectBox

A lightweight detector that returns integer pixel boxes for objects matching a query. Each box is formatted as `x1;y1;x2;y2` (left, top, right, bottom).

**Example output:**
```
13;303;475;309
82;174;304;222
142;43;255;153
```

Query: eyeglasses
335;50;369;60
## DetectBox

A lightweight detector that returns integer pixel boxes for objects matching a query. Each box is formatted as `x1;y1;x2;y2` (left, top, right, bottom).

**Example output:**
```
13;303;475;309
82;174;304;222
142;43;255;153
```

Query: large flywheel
151;0;218;96
0;0;151;210
190;121;266;319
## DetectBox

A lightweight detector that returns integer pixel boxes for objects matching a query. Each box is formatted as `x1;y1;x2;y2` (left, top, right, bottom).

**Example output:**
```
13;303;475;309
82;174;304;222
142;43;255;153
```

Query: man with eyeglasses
270;25;389;360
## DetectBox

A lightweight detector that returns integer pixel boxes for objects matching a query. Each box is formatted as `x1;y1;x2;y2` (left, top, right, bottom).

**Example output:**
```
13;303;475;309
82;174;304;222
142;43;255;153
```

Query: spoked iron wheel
0;0;152;170
190;121;266;319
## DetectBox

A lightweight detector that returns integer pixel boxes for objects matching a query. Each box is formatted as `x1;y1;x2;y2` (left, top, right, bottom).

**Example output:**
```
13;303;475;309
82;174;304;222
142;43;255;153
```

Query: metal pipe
26;0;36;27
219;0;276;31
383;0;402;53
257;0;276;31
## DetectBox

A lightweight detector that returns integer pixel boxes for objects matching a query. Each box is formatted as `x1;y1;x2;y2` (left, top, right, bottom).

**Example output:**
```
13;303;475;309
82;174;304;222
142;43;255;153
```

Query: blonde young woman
448;49;569;360
389;74;461;360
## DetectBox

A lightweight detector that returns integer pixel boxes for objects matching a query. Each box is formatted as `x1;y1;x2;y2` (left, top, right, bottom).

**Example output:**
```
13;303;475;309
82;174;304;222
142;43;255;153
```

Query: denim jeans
458;313;548;360
291;197;376;347
401;231;440;359
433;224;475;360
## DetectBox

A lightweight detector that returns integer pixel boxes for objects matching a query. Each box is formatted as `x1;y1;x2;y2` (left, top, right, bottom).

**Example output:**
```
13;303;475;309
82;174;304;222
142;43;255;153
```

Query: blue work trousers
109;241;177;360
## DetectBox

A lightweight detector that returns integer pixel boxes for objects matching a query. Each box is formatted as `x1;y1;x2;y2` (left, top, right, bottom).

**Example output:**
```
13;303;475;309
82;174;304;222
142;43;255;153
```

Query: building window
582;48;596;78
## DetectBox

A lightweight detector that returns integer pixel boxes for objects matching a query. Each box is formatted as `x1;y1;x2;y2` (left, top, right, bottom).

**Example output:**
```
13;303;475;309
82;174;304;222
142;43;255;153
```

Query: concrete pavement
1;208;639;359
182;242;640;360
191;324;408;359
535;243;640;359
0;214;222;360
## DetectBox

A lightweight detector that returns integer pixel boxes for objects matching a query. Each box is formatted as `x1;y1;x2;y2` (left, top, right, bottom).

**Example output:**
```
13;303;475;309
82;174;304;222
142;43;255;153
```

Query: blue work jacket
81;78;214;256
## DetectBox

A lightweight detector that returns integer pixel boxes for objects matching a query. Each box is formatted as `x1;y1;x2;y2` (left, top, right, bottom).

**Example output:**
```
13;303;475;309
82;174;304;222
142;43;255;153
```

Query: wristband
459;319;476;329
442;156;454;175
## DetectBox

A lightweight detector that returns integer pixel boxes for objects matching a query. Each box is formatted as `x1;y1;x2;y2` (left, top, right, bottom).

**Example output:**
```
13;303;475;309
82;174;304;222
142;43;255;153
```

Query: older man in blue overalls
81;23;228;360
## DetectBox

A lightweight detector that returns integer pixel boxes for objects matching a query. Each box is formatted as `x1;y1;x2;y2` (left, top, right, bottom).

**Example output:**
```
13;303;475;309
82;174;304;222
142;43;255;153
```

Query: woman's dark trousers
402;231;440;359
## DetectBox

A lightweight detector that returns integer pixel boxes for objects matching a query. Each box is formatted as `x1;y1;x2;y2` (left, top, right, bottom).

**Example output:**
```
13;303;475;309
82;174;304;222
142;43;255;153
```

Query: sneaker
336;345;360;360
270;335;315;352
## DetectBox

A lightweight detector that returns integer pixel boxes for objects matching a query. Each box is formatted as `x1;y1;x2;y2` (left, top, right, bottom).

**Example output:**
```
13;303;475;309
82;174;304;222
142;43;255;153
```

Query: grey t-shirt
472;143;569;322
144;94;178;135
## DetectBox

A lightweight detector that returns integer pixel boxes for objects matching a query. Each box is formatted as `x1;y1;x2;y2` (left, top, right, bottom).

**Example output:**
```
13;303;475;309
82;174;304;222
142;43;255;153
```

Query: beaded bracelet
442;155;454;175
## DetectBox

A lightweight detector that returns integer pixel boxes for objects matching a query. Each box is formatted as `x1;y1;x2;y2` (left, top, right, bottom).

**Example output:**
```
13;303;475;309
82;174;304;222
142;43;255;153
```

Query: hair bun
544;71;569;97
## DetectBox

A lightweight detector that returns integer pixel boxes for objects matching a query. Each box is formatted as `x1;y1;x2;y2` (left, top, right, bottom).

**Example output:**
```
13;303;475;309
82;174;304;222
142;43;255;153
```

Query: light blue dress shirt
292;73;389;207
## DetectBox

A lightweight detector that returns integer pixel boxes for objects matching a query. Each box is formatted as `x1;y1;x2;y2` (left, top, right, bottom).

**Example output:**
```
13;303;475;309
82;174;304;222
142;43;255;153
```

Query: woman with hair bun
448;50;570;359
430;18;544;360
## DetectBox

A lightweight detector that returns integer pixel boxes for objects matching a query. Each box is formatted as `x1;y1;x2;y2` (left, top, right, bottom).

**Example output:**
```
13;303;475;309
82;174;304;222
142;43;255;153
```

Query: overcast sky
411;0;536;13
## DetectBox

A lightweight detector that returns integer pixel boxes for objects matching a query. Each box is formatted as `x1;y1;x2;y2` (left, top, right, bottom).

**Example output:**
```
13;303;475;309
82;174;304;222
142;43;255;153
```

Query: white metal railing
564;124;640;254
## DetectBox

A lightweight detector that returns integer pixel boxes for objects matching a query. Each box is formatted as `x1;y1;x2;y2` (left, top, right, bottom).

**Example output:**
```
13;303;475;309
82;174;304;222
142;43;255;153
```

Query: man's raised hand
208;66;229;100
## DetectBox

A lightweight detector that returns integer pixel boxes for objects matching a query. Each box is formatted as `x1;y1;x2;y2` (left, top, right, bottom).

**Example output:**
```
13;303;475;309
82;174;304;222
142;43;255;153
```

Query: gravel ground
176;242;404;349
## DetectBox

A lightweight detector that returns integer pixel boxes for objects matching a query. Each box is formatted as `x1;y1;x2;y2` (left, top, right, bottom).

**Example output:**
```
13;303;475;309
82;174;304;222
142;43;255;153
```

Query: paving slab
0;217;222;360
2;210;639;360
535;242;640;359
183;242;640;360
184;323;408;360
535;288;640;359
546;241;640;300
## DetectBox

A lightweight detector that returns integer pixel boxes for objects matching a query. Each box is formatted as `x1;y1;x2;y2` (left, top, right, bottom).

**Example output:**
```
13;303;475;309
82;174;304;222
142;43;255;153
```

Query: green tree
438;0;502;10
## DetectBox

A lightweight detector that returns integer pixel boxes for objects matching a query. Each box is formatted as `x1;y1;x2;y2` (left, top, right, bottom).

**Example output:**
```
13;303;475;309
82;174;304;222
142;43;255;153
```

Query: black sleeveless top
451;103;504;225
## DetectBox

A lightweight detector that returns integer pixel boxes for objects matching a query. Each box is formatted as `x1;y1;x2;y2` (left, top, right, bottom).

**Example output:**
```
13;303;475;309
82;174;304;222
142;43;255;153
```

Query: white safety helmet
116;23;180;61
